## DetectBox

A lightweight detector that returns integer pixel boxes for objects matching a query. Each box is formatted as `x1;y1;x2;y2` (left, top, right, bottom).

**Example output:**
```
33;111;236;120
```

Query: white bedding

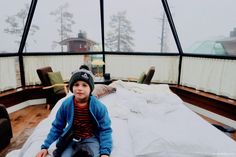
7;80;236;157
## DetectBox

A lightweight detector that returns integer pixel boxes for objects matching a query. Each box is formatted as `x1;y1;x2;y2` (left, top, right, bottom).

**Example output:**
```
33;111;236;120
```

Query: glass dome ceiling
0;0;235;55
1;0;236;100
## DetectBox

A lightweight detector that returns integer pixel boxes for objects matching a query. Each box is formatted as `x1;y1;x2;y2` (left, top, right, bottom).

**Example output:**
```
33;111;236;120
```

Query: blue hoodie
41;95;112;155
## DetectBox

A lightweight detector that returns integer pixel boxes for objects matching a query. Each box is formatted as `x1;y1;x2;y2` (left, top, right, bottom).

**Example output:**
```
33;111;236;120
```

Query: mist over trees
4;3;40;52
105;11;135;52
50;3;75;52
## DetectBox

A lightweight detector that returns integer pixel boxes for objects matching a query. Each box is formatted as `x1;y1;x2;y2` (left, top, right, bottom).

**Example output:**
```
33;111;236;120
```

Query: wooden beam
170;85;236;121
0;86;45;108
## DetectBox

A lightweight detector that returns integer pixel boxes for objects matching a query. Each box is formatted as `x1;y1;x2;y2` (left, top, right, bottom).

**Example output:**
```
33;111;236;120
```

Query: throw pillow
48;72;64;93
137;72;146;83
143;66;155;85
92;84;116;98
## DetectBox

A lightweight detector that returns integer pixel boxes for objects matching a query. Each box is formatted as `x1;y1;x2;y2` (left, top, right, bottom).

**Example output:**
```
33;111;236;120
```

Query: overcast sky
0;0;236;53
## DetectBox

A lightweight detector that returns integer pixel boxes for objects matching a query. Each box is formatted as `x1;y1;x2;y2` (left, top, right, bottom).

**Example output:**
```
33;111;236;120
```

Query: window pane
26;0;101;52
104;0;178;53
106;55;179;83
0;0;31;53
0;57;20;91
24;54;101;85
168;0;236;56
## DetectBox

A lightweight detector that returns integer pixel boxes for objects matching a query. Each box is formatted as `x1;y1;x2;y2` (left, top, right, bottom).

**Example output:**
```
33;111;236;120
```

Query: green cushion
47;72;64;93
137;72;146;83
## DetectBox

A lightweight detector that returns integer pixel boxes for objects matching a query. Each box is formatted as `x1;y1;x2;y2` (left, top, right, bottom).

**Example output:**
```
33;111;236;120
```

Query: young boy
36;69;112;157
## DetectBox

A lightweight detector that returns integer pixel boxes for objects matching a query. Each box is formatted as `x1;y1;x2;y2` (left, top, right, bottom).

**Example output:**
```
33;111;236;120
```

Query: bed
6;80;236;157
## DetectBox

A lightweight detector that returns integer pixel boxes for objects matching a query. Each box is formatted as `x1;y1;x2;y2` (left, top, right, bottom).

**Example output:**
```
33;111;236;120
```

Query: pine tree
4;3;40;52
50;3;75;52
105;11;134;52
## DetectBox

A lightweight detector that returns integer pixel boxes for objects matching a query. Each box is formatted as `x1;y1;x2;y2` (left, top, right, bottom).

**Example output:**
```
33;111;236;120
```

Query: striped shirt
73;99;96;139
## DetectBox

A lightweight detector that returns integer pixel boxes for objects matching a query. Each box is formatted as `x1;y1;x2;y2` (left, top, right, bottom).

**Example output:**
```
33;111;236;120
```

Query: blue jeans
61;137;100;157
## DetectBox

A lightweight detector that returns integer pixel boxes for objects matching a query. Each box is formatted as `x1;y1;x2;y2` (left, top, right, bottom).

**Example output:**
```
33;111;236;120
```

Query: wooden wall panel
170;85;236;121
0;86;45;108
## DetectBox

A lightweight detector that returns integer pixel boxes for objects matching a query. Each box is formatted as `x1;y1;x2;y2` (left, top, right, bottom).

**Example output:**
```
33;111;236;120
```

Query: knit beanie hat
69;69;94;93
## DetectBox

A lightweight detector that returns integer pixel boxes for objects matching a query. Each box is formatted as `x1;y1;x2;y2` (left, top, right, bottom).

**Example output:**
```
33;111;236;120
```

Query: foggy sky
0;0;235;53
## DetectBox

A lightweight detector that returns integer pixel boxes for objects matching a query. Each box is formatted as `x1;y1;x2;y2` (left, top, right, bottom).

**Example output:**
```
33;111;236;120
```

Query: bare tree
159;12;169;52
4;3;40;52
105;11;135;52
50;3;75;52
155;11;170;52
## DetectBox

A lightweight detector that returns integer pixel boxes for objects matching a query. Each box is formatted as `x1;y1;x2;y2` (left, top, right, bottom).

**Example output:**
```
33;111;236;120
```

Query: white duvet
7;80;236;157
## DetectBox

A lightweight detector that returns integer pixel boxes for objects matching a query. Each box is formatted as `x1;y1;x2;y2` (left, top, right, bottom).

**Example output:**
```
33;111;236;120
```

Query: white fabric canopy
181;57;236;99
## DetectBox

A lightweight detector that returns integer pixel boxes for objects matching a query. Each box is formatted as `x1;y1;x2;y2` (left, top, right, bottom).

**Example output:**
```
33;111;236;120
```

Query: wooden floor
199;114;236;141
0;104;50;156
9;104;50;138
0;104;235;156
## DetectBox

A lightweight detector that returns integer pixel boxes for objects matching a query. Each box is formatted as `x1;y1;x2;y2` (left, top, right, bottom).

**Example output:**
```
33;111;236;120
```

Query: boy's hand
36;149;48;157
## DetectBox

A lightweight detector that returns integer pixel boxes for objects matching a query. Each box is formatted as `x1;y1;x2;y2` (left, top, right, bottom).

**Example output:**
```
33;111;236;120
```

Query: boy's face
73;80;90;102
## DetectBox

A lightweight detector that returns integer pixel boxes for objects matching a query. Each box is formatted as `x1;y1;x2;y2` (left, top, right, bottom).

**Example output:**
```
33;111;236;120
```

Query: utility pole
60;9;63;52
160;12;166;52
117;16;121;51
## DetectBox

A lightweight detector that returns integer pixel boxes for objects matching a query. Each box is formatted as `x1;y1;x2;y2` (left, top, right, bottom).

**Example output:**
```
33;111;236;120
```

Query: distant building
217;37;236;56
59;31;97;52
59;31;98;67
187;27;236;56
217;28;236;56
